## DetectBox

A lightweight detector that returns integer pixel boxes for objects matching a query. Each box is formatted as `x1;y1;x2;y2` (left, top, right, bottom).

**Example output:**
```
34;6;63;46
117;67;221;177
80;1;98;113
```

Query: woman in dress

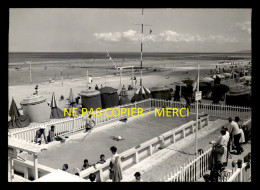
109;146;123;182
216;129;228;164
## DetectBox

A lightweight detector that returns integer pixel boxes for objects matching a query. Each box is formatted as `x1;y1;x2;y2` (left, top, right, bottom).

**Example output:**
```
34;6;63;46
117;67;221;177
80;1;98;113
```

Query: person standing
216;130;228;165
234;117;244;154
109;146;123;182
235;116;245;153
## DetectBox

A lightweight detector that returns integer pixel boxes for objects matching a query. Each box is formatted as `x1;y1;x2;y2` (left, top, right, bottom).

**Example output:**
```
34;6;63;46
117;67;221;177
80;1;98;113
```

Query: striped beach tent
131;86;151;102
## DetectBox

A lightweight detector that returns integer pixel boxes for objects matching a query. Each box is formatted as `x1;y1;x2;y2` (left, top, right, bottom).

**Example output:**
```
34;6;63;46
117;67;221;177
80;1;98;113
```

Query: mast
29;60;32;83
140;8;144;86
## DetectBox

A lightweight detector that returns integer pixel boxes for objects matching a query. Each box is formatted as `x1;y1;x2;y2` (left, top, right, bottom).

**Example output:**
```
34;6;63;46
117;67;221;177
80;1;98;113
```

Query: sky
9;8;251;53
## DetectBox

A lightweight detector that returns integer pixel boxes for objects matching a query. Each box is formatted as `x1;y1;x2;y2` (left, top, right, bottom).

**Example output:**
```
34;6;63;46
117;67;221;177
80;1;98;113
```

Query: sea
8;52;251;86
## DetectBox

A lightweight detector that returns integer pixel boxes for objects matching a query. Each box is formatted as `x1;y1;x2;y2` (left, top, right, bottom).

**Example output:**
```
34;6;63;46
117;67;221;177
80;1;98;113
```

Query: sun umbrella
9;98;30;129
50;92;66;119
69;88;75;105
131;86;151;102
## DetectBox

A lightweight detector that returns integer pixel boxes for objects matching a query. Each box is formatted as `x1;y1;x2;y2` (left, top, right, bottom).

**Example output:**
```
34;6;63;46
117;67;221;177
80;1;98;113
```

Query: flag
192;73;198;92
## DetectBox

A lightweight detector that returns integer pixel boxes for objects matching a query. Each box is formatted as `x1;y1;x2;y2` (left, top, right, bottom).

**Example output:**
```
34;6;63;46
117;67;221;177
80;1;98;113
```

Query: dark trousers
234;133;242;154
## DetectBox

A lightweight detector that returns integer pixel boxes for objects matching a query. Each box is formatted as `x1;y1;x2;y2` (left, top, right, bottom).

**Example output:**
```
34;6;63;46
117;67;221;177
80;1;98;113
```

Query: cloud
94;30;238;43
234;21;251;34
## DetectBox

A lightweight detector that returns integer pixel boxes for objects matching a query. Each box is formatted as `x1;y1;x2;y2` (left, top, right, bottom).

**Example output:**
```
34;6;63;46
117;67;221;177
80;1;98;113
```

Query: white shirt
231;122;240;135
111;153;119;164
224;131;230;141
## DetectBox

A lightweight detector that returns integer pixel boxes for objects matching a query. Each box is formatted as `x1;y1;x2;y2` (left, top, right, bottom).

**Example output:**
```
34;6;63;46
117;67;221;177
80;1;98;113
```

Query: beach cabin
149;86;172;101
98;86;119;109
78;89;102;110
20;95;51;123
226;85;251;107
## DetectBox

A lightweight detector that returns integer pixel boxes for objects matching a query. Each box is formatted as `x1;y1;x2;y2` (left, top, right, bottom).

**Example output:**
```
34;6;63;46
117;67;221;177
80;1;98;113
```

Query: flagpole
140;8;144;87
87;70;89;89
29;60;32;83
195;65;200;155
61;69;63;87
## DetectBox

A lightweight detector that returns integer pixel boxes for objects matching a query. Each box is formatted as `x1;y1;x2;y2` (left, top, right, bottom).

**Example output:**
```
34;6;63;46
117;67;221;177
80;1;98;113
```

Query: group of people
61;146;143;182
206;116;249;182
34;125;62;145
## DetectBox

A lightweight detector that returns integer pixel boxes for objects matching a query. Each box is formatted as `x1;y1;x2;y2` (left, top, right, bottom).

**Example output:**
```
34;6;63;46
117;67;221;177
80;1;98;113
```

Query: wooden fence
163;147;212;182
9;98;251;143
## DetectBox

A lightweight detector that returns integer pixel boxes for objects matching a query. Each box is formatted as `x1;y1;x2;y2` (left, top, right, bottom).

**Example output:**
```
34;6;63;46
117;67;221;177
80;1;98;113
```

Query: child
134;172;143;182
82;159;92;170
97;154;106;164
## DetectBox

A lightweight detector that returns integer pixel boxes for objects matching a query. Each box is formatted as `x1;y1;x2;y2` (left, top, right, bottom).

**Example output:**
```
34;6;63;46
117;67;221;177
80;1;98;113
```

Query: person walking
109;146;123;182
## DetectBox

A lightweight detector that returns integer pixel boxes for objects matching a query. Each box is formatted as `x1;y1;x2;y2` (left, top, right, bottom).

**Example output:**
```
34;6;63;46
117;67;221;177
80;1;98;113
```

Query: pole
61;69;63;87
87;70;89;88
140;8;144;87
195;65;200;155
120;68;122;89
29;61;32;83
34;154;38;180
132;67;134;87
105;62;107;86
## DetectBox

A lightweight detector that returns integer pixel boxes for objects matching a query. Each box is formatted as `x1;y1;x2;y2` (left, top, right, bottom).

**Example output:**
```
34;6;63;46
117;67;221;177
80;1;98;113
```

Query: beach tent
240;76;251;82
149;86;172;100
118;96;131;105
50;92;66;119
226;85;251;107
20;94;51;123
119;85;128;97
171;81;187;101
211;84;229;104
223;73;232;78
131;86;152;102
34;169;87;182
79;89;102;110
8;98;30;129
98;86;119;109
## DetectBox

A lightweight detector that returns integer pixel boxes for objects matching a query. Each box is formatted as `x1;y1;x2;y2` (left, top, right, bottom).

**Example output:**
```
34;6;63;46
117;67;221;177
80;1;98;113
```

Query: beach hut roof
20;95;47;105
149;86;171;92
201;77;214;82
171;81;187;87
78;89;100;97
98;86;118;94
